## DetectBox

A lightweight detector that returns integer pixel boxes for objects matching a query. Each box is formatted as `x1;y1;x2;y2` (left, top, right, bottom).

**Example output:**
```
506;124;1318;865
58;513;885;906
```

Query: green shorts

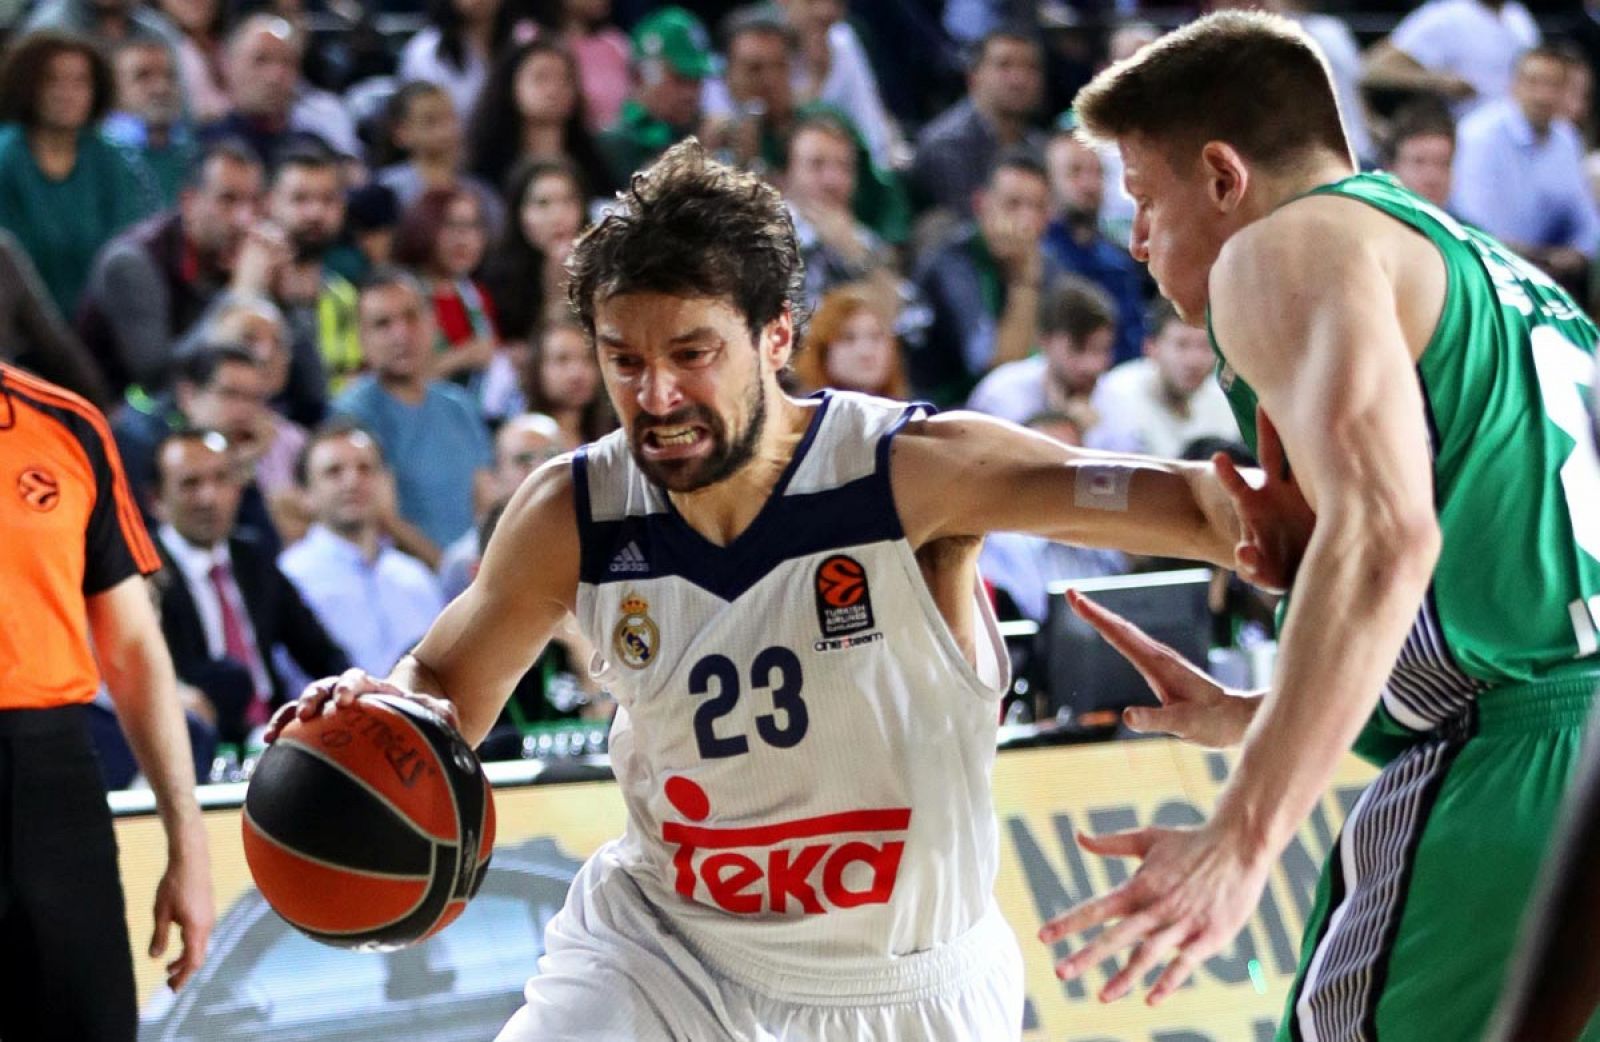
1280;677;1600;1042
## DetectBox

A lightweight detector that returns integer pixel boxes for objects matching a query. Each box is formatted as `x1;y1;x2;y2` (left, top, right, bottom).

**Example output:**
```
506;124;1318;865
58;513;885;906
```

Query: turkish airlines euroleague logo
18;467;59;512
814;555;874;638
661;776;910;915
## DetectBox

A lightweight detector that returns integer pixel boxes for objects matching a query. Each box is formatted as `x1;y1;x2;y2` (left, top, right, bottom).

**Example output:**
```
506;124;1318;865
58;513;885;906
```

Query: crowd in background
1;0;1595;786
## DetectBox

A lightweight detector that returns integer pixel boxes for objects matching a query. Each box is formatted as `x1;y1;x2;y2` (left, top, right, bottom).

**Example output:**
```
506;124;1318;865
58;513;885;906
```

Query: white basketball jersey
572;391;1010;982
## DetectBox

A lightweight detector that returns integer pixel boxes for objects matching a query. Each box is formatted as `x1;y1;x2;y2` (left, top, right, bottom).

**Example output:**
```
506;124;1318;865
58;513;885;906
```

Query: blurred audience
0;229;110;406
911;26;1045;217
1042;113;1145;365
1453;44;1599;291
0;31;152;323
1364;0;1538;115
200;15;356;165
791;284;906;399
393;185;500;394
278;420;447;674
378;80;504;234
105;37;194;210
556;0;631;132
1386;98;1458;211
782;112;896;313
1091;299;1239;459
155;0;229;123
913;148;1056;405
334;268;493;552
599;6;714;186
151;429;347;743
400;0;520;121
480;156;586;345
774;0;899;172
79;141;263;396
521;317;612;445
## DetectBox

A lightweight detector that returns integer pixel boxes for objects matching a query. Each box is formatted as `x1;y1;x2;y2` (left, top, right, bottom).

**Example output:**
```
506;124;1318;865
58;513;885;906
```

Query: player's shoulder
0;364;117;461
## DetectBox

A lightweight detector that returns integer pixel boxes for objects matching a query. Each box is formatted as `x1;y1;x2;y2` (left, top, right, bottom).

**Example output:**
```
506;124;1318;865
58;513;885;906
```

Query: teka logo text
661;776;910;915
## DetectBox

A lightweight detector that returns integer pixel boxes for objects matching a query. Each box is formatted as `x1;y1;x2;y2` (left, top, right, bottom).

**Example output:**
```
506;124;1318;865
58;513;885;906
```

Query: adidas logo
609;541;649;574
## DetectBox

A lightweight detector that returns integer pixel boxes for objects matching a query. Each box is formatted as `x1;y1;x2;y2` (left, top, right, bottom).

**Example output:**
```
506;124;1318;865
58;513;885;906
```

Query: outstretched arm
890;411;1240;567
1041;197;1440;1002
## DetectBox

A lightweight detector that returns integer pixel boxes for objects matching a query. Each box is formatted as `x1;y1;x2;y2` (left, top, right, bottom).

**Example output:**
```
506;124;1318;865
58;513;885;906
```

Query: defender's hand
1038;820;1272;1005
1068;590;1259;748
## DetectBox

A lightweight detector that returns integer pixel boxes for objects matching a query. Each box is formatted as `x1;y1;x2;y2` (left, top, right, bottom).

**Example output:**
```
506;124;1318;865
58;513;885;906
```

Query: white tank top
573;391;1009;980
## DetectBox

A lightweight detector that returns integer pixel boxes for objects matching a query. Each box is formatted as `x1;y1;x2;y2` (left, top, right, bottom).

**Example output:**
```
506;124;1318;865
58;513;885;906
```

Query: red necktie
209;561;269;726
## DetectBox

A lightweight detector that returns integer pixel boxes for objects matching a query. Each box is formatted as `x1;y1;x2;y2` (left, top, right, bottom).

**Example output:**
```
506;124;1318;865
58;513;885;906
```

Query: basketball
242;694;496;950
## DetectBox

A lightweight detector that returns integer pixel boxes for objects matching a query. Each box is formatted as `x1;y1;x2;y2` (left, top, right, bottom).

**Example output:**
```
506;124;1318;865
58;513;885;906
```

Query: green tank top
1208;172;1600;723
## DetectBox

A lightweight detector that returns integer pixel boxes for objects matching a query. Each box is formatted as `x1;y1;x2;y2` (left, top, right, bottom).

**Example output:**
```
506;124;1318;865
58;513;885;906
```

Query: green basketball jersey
1209;172;1600;720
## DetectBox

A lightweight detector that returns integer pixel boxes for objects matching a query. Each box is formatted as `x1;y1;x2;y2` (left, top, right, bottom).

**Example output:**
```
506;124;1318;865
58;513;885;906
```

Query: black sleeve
72;407;160;595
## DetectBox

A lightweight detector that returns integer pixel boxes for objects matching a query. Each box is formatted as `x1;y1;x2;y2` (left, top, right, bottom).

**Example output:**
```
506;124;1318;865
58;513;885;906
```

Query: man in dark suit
150;428;347;742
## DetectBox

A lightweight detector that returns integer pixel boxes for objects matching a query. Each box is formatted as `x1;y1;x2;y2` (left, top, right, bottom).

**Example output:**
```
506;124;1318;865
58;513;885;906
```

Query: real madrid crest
612;592;659;670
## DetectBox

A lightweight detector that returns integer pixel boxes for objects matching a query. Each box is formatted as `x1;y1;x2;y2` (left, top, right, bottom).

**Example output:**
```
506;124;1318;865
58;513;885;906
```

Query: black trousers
0;705;136;1042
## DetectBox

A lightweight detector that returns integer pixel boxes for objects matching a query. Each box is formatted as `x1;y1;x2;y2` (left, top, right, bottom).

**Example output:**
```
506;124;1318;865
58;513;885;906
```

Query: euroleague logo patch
18;467;59;512
813;555;882;652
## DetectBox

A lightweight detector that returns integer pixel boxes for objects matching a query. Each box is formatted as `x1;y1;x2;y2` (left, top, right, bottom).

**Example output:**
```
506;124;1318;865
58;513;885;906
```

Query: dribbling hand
1067;590;1259;748
263;668;461;744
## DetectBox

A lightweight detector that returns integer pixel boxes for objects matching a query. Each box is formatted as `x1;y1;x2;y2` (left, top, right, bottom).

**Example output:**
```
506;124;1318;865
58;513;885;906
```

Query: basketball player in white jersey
271;140;1289;1041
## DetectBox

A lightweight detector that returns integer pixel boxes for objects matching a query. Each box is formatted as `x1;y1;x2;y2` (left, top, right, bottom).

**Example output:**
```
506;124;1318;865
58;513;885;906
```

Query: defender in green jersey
1036;12;1600;1042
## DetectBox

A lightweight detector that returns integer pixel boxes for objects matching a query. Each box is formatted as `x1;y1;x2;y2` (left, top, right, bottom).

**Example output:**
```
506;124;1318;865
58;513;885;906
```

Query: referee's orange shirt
0;365;161;709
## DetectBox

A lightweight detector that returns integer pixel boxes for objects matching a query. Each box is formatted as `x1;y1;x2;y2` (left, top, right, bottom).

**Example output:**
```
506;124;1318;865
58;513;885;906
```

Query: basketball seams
242;804;434;883
276;735;458;845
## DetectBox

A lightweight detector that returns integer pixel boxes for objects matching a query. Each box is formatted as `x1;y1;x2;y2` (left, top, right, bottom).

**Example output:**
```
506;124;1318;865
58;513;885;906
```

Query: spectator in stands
521;317;612;445
1453;44;1600;290
554;0;631;132
1091;299;1239;459
977;410;1126;622
790;283;906;398
911;148;1057;406
255;144;352;422
439;411;571;600
377;81;503;235
599;6;714;186
104;37;194;211
324;181;400;290
111;341;285;556
0;229;110;406
200;15;356;165
910;26;1045;216
781;111;896;311
966;275;1129;448
335;268;493;550
480;157;586;347
1387;98;1457;211
400;0;520;121
78;141;264;396
702;10;796;176
278;420;447;674
24;0;180;49
0;32;152;323
467;38;615;201
194;293;307;508
151;429;348;743
1042;112;1145;365
774;0;899;172
155;0;229;123
393;185;501;396
1364;0;1538;115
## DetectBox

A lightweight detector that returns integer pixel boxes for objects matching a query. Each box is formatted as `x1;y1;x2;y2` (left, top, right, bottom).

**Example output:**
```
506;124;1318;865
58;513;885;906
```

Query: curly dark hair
567;139;804;343
0;30;115;128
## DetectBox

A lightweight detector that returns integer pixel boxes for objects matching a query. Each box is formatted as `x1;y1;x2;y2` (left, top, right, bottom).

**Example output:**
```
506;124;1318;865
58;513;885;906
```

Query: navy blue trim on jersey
574;394;921;601
875;399;935;476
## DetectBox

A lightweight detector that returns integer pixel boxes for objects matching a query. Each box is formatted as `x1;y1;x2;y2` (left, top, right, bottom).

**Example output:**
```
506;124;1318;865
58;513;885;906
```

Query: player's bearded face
628;369;767;492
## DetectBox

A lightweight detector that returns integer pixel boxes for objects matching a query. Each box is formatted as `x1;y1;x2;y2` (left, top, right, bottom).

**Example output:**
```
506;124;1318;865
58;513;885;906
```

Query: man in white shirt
1091;299;1239;459
278;420;445;675
1363;0;1539;116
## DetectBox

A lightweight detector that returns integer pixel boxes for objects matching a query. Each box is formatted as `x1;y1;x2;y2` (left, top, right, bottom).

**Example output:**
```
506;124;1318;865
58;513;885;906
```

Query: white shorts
494;844;1025;1042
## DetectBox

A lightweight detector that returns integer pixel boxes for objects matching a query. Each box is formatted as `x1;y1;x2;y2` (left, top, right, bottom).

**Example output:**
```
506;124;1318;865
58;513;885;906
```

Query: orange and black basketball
242;694;495;950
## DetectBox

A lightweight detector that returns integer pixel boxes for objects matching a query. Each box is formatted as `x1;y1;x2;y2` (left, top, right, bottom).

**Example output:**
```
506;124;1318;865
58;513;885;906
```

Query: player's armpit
889;411;1235;566
407;456;583;746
